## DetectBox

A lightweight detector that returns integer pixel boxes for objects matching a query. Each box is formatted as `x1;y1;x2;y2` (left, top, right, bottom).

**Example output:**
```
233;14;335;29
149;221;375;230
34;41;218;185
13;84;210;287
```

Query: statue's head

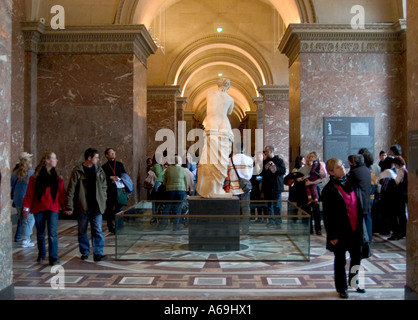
218;78;230;91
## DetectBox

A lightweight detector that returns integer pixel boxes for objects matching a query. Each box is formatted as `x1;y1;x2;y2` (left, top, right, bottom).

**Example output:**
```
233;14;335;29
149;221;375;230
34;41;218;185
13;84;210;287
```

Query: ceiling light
218;73;223;77
216;27;223;33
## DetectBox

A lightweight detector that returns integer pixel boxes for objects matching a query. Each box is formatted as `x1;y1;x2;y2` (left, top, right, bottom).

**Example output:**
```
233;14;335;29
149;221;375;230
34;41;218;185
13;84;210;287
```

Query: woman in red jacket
23;152;66;266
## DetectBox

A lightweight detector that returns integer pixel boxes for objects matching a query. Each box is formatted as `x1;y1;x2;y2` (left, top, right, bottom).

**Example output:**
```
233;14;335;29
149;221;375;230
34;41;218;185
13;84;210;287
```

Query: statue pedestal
188;197;240;251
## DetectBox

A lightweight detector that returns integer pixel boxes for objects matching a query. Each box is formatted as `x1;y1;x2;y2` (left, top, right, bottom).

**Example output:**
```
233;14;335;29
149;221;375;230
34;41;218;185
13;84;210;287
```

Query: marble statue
196;78;234;198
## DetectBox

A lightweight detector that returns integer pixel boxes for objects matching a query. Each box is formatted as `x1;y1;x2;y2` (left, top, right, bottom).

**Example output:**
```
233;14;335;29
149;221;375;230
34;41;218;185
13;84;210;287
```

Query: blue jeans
34;211;59;262
152;181;163;214
162;190;186;228
14;212;22;242
266;192;282;224
17;207;35;242
78;211;105;256
364;213;373;243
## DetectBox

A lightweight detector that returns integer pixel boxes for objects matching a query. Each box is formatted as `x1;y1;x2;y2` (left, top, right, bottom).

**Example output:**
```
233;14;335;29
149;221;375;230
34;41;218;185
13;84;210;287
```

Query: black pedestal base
188;197;240;251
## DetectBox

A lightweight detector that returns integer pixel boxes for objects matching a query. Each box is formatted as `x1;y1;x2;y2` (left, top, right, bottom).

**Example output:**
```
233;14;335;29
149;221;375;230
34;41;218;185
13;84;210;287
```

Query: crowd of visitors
11;142;408;299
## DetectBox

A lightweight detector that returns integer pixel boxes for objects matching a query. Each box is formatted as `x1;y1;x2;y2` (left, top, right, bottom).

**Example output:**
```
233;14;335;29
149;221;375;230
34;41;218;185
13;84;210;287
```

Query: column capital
258;85;289;101
21;22;46;53
279;20;407;67
20;23;158;66
177;97;189;110
147;86;182;101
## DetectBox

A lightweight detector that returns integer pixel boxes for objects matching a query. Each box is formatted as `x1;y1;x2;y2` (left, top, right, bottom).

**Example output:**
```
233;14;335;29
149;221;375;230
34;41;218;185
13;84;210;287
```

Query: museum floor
11;218;406;301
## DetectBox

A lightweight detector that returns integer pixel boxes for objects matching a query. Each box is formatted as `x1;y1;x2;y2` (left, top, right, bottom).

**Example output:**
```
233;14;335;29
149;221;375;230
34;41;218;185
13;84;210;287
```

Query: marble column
406;0;418;300
21;23;44;164
258;85;290;170
11;0;26;163
0;0;14;300
280;22;407;167
184;110;197;153
252;97;264;130
147;86;181;159
245;111;258;155
21;24;157;202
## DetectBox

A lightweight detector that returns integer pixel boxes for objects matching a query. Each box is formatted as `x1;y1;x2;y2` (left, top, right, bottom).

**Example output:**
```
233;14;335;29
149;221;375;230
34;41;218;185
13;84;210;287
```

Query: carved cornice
177;97;189;110
21;22;46;53
147;86;182;101
258;85;289;101
20;23;157;66
279;20;407;67
252;97;264;105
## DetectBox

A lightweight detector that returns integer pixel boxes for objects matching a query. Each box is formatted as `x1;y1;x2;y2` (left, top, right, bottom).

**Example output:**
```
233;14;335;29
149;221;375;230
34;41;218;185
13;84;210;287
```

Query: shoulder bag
231;156;252;193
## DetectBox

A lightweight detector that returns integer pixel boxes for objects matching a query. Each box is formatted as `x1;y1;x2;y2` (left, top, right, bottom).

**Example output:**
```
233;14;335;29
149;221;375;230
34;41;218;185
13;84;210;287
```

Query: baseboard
405;285;418;300
0;284;14;300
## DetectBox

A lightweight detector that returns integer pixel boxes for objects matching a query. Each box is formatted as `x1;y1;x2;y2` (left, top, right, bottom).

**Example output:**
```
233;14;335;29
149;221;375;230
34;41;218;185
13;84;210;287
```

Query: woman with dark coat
22;152;67;266
322;158;366;299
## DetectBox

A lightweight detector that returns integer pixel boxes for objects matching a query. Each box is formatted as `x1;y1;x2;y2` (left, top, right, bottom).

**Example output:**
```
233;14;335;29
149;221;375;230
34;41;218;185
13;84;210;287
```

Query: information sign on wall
323;117;375;166
408;130;418;175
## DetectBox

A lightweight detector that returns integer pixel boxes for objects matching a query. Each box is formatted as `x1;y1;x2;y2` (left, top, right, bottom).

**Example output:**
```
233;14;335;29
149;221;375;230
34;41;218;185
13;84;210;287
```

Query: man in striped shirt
228;143;254;234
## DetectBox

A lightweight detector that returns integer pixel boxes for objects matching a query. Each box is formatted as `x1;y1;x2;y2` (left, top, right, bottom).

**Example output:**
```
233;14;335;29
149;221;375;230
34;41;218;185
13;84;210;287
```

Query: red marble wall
133;58;148;201
264;100;290;170
147;92;178;159
298;51;407;163
36;53;141;196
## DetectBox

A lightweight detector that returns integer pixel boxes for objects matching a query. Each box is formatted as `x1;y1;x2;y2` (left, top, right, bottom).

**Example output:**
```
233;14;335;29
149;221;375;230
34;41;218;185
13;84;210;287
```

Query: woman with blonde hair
22;152;67;265
11;152;35;247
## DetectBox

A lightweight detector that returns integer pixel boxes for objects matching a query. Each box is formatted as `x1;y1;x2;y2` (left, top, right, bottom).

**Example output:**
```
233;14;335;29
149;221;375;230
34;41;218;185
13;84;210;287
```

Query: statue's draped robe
196;129;233;198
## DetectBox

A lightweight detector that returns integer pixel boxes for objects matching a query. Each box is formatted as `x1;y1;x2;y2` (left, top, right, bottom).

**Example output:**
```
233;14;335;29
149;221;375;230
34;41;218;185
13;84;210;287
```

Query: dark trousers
303;203;321;233
333;237;362;293
105;188;121;231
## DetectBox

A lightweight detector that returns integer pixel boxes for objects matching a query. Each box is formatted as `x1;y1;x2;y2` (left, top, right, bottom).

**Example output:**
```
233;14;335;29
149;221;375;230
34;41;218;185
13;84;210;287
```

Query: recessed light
217;27;223;33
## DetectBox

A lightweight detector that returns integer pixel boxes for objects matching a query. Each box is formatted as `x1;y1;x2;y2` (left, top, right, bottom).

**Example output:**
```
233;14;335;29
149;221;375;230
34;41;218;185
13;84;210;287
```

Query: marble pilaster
147;86;181;159
280;22;407;167
0;0;14;300
11;0;26;164
406;0;418;300
184;110;197;153
258;85;290;170
252;97;264;130
244;111;258;155
22;24;157;202
21;22;45;164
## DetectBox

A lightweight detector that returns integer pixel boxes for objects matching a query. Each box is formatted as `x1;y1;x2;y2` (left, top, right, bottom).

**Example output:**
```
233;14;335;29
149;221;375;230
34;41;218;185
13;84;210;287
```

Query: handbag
231;157;252;193
117;188;129;206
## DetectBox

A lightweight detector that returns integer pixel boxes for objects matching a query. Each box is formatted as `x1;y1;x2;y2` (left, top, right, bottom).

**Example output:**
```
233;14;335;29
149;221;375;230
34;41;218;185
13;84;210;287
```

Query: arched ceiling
145;0;299;127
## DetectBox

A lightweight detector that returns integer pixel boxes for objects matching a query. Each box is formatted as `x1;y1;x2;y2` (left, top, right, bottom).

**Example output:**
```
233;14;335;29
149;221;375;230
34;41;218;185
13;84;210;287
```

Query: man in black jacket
102;148;127;233
322;158;366;299
261;146;286;228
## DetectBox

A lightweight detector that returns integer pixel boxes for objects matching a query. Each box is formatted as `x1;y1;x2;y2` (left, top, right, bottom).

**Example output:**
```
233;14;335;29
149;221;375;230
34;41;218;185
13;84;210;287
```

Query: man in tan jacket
65;148;108;262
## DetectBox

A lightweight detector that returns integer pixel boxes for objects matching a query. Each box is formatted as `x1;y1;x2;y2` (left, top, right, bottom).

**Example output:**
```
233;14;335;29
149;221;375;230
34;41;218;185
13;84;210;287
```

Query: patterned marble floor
12;220;406;301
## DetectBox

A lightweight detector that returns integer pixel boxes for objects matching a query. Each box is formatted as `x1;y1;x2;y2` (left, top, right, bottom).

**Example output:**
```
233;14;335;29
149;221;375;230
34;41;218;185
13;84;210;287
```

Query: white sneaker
22;240;35;248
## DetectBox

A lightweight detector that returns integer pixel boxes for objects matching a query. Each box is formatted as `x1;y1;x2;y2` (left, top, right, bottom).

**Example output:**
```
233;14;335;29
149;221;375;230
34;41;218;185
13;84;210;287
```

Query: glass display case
115;198;311;262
